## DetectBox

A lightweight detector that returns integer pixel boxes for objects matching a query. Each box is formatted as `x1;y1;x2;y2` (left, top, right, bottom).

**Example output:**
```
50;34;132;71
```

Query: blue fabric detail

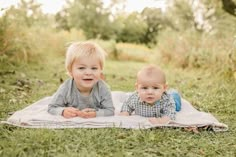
168;89;181;112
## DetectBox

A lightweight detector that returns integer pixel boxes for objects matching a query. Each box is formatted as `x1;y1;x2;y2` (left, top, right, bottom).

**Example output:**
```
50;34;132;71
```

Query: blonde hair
65;41;106;74
137;64;166;84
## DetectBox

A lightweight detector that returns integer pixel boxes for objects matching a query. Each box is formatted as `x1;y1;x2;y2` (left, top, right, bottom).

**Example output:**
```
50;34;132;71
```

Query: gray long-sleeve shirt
48;79;114;117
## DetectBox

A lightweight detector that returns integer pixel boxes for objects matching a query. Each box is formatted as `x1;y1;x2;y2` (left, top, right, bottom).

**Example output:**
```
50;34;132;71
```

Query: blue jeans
167;89;181;112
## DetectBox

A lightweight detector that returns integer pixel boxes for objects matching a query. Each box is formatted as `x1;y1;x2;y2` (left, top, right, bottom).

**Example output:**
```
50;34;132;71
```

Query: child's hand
81;108;96;118
62;107;82;118
148;116;171;125
82;108;96;113
119;112;130;116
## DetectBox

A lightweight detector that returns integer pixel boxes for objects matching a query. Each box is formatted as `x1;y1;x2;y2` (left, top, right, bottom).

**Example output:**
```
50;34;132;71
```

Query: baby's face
70;56;102;94
136;76;166;104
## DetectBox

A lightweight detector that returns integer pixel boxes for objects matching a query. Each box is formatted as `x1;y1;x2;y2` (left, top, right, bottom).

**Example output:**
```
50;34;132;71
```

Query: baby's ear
135;82;138;91
163;84;168;90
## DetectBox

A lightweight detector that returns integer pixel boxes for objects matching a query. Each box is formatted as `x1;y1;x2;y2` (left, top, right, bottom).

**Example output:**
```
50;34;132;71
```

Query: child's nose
147;88;153;94
85;69;92;74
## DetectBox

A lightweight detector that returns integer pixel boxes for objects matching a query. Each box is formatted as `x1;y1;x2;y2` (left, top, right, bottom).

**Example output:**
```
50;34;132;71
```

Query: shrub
157;29;236;79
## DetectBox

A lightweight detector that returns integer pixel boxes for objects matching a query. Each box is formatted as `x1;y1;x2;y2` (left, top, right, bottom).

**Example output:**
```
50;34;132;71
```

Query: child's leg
167;89;181;111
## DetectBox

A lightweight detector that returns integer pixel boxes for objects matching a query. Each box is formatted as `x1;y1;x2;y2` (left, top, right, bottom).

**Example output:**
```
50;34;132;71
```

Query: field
1;1;236;155
0;52;235;156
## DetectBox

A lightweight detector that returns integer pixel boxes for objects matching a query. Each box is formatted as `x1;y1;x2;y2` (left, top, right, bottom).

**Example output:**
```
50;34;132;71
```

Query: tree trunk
222;0;236;16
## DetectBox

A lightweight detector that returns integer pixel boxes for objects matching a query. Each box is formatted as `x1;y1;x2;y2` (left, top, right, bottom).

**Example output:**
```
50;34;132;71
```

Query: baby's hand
119;112;130;116
148;116;171;125
62;107;81;118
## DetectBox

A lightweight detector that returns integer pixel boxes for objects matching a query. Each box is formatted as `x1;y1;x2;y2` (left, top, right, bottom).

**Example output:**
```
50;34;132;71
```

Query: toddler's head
65;41;106;75
65;41;106;93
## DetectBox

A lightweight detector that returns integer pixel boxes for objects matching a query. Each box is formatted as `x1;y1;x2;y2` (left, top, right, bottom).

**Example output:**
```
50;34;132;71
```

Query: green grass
0;53;236;156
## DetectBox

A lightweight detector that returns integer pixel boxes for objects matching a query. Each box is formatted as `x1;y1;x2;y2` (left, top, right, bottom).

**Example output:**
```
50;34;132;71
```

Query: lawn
0;53;235;156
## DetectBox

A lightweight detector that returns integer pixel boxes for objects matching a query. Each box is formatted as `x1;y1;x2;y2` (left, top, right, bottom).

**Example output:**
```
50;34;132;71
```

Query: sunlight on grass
116;43;155;62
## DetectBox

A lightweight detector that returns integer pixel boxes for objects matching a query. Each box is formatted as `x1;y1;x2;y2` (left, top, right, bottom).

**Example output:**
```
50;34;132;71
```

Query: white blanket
1;91;228;131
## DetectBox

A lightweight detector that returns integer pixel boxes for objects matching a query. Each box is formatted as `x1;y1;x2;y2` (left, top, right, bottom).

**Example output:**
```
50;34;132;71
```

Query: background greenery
0;0;236;156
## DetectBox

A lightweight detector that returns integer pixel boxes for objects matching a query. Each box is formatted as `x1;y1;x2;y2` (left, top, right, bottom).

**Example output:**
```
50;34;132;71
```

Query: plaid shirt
121;91;176;120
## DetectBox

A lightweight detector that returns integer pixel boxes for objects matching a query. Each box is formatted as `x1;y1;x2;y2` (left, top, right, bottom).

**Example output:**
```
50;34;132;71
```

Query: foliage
66;0;115;40
141;8;164;46
55;0;166;45
0;16;8;56
3;0;47;27
115;12;147;43
55;8;71;31
0;0;87;62
0;0;54;62
165;0;194;32
155;0;236;79
0;18;39;62
1;0;236;79
156;28;236;78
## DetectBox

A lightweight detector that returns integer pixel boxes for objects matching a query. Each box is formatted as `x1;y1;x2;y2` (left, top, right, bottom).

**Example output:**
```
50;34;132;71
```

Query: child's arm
96;93;114;116
119;112;130;116
95;83;115;116
160;93;176;120
48;84;68;116
48;98;66;116
48;80;86;118
148;116;171;124
119;93;136;116
149;93;176;124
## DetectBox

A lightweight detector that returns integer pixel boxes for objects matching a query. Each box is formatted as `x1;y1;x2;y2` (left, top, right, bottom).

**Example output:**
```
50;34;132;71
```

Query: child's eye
78;67;85;70
153;87;160;90
91;67;98;70
141;87;148;90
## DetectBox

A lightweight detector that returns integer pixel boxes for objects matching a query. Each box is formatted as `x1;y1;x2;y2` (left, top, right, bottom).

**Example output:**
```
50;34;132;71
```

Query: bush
0;15;86;63
157;29;236;79
0;18;39;62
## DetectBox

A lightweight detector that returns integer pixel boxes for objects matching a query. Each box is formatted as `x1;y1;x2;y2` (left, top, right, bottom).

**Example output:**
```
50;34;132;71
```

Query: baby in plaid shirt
120;65;177;124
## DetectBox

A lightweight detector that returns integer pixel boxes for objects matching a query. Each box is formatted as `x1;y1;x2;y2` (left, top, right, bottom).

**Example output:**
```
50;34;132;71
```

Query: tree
115;12;147;43
55;8;70;31
222;0;236;16
3;0;46;27
141;8;163;45
66;0;115;39
165;0;195;31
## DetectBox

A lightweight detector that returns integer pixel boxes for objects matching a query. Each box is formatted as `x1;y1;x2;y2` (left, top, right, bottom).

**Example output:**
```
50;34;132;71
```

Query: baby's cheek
138;93;146;101
156;94;162;100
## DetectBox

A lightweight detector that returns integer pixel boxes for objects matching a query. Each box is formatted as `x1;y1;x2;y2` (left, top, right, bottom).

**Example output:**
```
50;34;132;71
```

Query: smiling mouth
83;79;93;81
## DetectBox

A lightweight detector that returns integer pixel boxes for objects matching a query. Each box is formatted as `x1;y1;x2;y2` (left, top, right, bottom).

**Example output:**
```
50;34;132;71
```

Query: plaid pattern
121;91;176;120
